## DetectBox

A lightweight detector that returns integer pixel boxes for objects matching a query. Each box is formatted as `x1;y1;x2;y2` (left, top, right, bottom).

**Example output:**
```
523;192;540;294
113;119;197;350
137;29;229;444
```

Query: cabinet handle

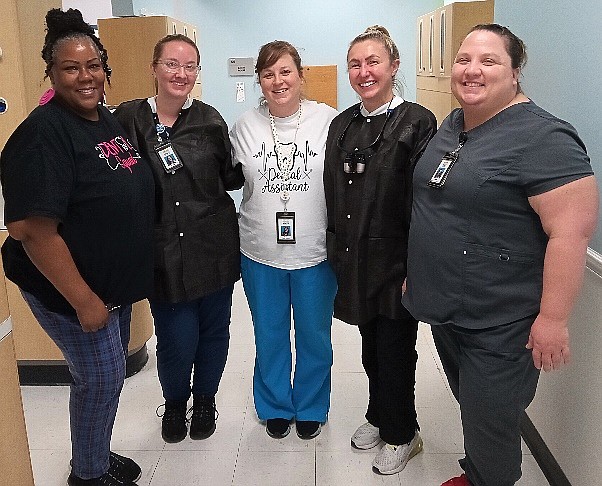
440;10;446;74
429;15;434;74
418;20;424;72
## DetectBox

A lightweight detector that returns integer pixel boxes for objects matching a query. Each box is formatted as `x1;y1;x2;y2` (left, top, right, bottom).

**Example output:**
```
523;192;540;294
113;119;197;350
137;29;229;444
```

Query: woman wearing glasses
324;26;436;475
114;34;243;443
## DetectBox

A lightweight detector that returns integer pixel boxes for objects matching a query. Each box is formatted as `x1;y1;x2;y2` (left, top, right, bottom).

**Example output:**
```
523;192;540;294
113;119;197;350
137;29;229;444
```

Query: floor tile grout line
232;384;252;485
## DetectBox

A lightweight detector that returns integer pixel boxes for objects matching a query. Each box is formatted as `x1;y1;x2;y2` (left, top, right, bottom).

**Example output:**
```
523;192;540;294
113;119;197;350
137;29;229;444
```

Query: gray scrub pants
431;316;540;486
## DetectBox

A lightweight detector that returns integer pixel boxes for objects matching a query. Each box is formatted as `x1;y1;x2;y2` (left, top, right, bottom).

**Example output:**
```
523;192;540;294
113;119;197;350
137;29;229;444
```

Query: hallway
21;282;548;485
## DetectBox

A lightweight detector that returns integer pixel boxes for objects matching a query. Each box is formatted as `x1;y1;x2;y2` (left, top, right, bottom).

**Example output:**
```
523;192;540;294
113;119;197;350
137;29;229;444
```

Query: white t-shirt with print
230;99;337;270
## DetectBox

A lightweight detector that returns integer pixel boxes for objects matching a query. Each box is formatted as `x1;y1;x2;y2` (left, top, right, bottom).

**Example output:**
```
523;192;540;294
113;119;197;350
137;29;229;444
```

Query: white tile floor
21;282;549;485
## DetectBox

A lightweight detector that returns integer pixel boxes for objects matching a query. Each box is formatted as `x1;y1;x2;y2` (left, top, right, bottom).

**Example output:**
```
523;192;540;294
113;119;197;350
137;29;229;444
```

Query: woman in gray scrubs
403;24;598;486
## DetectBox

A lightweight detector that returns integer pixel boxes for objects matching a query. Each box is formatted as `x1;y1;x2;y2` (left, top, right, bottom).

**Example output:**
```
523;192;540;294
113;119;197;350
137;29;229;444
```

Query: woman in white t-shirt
230;40;337;440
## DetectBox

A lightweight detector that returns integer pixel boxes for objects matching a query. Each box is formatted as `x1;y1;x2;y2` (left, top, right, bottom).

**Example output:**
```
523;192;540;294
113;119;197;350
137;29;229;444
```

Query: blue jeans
150;284;234;401
21;290;130;480
241;255;337;422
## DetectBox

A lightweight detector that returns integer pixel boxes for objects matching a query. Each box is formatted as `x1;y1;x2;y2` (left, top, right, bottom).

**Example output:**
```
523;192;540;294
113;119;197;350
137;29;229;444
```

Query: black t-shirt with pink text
1;98;154;314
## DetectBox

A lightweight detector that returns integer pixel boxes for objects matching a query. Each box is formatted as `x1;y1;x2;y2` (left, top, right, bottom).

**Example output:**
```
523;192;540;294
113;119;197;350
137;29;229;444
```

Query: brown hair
255;40;303;78
152;34;200;65
468;23;527;93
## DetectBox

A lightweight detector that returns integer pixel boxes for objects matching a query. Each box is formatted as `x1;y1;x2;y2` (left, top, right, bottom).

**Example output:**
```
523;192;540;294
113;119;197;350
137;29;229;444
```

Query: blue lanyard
152;111;169;144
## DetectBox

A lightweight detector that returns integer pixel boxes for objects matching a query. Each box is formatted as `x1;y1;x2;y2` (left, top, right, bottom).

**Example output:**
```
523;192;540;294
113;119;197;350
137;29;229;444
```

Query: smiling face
153;40;198;101
49;37;105;121
258;53;303;117
451;29;520;121
347;39;399;113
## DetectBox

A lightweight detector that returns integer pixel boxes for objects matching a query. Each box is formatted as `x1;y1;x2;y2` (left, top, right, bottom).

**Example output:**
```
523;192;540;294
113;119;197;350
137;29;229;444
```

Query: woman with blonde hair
324;26;436;475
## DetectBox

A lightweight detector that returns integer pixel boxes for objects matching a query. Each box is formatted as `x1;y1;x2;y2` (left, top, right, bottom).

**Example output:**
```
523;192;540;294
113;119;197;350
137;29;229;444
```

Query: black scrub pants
431;316;540;486
359;307;419;445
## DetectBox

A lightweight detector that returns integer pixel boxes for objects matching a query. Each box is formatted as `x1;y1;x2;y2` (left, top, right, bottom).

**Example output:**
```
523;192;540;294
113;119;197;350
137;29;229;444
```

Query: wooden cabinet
0;329;35;486
0;0;59;149
0;164;34;485
97;16;202;106
416;0;494;125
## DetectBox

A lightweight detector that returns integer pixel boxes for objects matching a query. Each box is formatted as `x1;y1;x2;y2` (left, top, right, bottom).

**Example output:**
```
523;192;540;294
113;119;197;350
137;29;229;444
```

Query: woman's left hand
527;176;598;372
526;315;570;371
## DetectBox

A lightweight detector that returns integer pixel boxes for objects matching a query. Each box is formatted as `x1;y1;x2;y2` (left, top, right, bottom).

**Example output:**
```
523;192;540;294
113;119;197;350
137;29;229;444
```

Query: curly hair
41;8;112;84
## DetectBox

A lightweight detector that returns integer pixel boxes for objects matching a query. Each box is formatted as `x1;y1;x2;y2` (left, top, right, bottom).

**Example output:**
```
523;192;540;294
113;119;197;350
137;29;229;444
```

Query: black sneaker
189;395;218;440
69;452;140;483
266;418;292;439
108;452;141;483
67;471;136;485
296;420;322;439
157;400;188;443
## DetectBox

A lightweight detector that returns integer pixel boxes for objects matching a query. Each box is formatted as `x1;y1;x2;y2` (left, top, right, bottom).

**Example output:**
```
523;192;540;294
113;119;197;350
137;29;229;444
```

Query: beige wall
526;252;602;485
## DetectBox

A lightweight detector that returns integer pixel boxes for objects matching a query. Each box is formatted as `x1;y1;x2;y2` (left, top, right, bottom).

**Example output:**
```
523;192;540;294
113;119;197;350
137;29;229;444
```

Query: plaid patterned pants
21;290;131;480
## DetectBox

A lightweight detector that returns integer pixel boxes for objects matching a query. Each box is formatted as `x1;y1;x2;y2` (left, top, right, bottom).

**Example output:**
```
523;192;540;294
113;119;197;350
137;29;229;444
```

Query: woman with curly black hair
1;8;153;485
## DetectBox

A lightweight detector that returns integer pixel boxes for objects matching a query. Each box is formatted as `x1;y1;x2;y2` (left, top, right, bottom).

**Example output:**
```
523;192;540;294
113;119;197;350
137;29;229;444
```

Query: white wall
494;2;602;484
527;253;602;486
62;0;113;25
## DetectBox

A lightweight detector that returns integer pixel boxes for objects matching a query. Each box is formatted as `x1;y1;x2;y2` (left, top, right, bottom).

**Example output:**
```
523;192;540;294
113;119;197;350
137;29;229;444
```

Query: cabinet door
417;89;459;128
426;13;436;76
436;5;453;78
98;16;170;105
416;16;425;76
417;13;436;77
440;0;494;78
0;333;35;486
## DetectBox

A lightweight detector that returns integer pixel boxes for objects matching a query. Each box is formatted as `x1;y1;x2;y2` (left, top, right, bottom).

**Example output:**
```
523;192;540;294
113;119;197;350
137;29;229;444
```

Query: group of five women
1;7;596;486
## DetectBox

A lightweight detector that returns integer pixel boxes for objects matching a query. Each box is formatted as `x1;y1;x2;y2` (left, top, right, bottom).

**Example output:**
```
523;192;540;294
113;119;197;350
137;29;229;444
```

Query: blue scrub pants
241;255;337;422
22;290;130;480
150;284;234;402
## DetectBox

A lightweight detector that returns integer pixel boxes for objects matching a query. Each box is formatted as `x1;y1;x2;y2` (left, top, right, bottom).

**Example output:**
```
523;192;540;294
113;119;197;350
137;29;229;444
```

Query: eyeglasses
155;60;201;74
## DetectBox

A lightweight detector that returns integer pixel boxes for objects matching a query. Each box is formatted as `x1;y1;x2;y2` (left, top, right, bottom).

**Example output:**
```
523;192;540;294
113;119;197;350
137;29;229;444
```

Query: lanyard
152;111;169;144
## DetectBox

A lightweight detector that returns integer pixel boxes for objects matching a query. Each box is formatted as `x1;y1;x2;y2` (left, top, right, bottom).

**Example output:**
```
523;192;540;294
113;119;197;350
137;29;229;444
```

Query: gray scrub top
403;101;593;329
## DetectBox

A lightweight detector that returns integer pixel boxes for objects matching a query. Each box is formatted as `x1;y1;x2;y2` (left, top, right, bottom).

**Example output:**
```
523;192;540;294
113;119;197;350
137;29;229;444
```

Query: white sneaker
351;422;382;450
372;431;423;475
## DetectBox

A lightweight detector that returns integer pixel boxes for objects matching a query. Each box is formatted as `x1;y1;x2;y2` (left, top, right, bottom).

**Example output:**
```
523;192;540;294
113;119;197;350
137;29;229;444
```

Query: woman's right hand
75;293;110;332
7;216;110;331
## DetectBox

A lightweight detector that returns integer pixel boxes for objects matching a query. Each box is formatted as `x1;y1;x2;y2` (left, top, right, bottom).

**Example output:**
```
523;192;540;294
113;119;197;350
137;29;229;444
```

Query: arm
323;121;339;234
526;175;599;371
7;216;109;332
405;114;437;228
217;116;244;191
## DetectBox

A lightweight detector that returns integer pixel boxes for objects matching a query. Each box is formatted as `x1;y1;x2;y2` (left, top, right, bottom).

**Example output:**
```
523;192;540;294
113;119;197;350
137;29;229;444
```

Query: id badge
154;141;183;173
427;152;458;188
276;211;296;244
